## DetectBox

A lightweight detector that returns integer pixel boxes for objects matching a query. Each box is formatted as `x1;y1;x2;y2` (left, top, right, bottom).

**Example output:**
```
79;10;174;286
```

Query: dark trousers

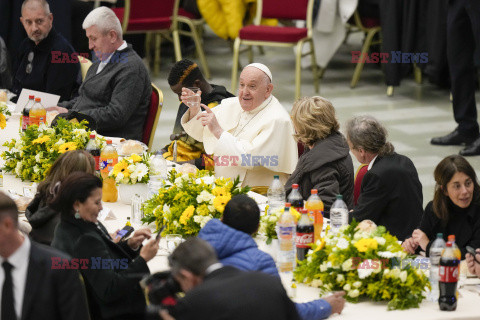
447;0;480;136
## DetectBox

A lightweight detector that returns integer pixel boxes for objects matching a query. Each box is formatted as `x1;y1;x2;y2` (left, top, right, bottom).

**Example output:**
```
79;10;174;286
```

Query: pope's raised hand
196;104;223;139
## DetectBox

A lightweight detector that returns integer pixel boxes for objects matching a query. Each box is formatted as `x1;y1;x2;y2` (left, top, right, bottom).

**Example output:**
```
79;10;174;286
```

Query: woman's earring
75;210;81;219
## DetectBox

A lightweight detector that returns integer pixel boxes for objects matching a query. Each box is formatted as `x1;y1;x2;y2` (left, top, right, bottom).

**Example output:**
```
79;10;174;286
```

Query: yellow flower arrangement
2;118;105;181
294;220;430;310
108;153;152;184
58;142;77;153
142;169;250;237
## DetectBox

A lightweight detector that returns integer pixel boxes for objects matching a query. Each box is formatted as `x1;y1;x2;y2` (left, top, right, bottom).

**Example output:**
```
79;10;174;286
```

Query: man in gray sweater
48;7;150;141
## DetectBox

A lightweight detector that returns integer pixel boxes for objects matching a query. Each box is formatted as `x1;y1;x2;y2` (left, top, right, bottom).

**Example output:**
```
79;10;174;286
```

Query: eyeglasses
26;51;34;74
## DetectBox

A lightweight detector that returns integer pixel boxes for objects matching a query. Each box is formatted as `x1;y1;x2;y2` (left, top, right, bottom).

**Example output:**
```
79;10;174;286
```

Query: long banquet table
1;112;479;319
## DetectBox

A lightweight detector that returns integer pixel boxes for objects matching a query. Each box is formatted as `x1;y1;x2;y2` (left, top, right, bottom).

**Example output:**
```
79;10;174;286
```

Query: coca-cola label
439;265;459;283
94;156;100;171
296;232;313;248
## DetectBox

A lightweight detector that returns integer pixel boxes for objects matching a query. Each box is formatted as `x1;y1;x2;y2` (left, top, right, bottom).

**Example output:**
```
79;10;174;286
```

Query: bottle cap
336;194;343;200
89;134;95;139
292;184;299;189
35;97;41;102
285;203;291;208
311;189;318;194
273;175;279;179
437;233;443;238
448;235;455;242
106;139;112;145
29;95;35;99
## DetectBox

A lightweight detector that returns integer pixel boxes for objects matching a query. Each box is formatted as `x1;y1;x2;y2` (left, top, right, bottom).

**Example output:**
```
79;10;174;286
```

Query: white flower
15;141;23;149
174;177;183;188
38;123;49;132
201;175;215;185
383;269;390;276
15;162;23;176
311;279;323;288
114;172;124;183
33;165;40;173
55;138;65;146
374;236;386;246
377;251;395;258
399;271;408;283
268;215;277;223
196;190;215;203
35;152;43;162
319;262;328;272
389;268;401;278
173;220;179;227
163;204;170;214
342;258;353;271
207;205;215;212
357;266;374;279
353;281;362;288
343;283;351;291
72;128;87;137
200;216;212;228
307;256;313;263
134;163;148;179
336;274;345;283
348;289;360;298
336;238;349;250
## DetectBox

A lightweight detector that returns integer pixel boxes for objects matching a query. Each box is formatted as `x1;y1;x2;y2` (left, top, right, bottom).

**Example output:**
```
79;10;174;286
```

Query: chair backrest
78;56;92;81
254;0;314;32
118;0;180;32
142;83;163;149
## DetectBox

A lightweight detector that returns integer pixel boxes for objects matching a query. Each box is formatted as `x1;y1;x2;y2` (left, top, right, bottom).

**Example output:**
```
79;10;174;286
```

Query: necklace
232;98;272;137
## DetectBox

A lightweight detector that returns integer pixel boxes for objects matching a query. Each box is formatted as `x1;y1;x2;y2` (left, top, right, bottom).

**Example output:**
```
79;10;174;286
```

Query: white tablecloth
1;113;480;319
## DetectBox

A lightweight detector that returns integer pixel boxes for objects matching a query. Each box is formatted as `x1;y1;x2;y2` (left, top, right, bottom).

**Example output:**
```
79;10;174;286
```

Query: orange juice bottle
29;97;46;126
305;189;324;243
100;140;118;202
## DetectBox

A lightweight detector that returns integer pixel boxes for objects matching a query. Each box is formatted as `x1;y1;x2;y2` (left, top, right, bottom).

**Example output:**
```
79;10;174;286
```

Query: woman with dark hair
51;172;159;320
26;150;95;245
403;155;480;258
285;96;354;214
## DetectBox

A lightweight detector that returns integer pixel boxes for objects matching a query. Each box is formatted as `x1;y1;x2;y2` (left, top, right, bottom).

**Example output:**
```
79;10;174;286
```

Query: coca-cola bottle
296;208;313;261
288;184;304;212
438;241;460;311
86;134;101;171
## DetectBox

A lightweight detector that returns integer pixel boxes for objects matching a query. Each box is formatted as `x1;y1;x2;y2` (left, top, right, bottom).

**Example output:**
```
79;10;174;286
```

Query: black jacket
25;194;59;245
421;200;480;259
21;241;90;320
11;28;80;102
352;152;423;241
171;266;300;320
285;131;354;215
52;214;150;320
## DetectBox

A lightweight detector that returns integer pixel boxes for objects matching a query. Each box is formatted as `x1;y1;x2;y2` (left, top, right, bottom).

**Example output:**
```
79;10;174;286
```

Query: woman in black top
51;172;159;320
403;155;480;258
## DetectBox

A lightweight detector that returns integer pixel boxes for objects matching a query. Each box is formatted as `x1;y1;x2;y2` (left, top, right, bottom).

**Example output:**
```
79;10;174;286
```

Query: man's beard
29;32;47;43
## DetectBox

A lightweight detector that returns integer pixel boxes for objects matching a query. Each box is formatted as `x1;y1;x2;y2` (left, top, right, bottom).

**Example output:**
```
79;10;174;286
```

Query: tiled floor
149;28;480;207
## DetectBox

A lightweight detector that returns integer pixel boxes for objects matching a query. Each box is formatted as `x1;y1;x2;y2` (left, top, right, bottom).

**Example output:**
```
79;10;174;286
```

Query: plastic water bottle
330;194;349;233
428;233;446;302
277;203;296;273
267;175;285;215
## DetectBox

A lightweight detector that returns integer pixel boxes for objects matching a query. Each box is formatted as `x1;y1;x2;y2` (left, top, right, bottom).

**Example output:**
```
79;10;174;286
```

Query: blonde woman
285;96;354;215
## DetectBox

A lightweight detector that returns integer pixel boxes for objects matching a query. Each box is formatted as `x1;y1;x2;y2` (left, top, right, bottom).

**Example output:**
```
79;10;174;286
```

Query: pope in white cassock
181;63;298;187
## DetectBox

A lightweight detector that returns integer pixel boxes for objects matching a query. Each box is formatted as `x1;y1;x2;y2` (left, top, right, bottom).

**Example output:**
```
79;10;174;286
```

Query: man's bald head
22;0;50;15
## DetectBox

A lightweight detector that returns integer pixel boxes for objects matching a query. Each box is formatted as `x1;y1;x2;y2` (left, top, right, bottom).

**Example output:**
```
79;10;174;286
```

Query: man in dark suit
0;191;89;320
160;238;300;320
430;0;480;156
346;116;423;241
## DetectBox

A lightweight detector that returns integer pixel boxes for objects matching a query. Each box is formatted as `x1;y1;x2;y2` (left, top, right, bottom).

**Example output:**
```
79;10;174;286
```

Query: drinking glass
165;234;183;253
186;87;201;109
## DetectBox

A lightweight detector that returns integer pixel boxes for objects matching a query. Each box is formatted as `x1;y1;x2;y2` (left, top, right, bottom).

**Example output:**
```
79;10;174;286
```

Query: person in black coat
403;155;480;258
161;237;301;320
285;96;354;214
26;150;96;245
0;191;89;320
346;115;423;241
50;172;160;320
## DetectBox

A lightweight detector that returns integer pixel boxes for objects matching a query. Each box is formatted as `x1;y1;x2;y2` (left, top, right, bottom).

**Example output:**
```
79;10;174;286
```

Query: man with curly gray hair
346;115;423;241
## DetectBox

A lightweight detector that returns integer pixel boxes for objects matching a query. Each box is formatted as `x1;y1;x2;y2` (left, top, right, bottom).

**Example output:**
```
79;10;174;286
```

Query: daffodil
58;142;77;153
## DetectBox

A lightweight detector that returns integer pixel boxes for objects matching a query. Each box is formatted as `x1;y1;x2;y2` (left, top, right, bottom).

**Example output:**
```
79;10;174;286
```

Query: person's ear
73;200;81;213
265;83;273;97
48;13;53;23
109;30;117;43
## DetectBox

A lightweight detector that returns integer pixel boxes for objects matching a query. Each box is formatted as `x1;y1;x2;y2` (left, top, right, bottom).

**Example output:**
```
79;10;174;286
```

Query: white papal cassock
181;96;298;187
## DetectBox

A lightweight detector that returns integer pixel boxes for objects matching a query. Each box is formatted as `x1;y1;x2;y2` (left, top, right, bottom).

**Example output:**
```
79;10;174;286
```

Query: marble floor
149;28;480;207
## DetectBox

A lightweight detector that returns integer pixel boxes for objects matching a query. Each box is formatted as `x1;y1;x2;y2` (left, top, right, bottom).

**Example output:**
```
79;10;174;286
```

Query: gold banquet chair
78;56;92;81
231;0;320;100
